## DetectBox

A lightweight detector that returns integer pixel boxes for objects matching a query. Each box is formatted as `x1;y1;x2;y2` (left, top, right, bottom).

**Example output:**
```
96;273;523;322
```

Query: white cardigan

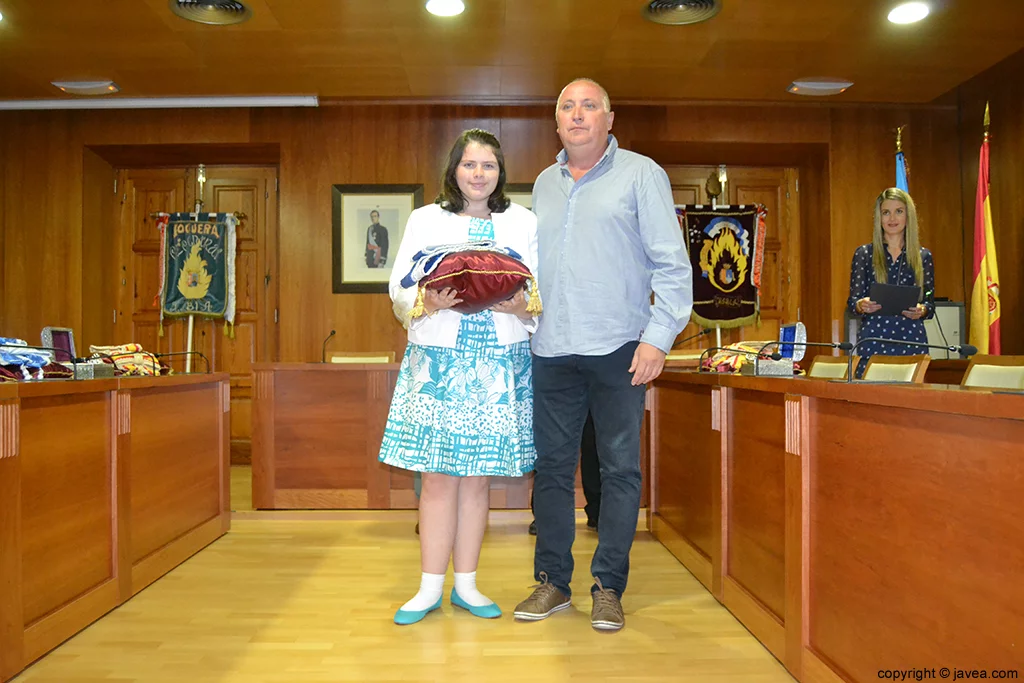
390;202;540;348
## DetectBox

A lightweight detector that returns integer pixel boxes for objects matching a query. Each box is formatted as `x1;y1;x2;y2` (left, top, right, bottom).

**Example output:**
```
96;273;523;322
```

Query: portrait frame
41;326;76;362
332;184;425;293
505;182;534;211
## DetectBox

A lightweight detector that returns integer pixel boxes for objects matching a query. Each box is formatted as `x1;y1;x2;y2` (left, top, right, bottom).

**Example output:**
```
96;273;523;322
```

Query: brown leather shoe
513;572;571;621
590;577;624;631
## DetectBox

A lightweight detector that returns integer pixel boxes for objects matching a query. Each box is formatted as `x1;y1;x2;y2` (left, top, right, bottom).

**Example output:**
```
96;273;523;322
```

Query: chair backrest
961;355;1024;390
329;351;396;364
807;355;854;380
863;354;930;383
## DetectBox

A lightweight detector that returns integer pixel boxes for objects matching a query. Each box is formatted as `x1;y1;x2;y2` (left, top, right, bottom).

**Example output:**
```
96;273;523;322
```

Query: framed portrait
505;182;534;211
41;326;76;362
332;184;425;293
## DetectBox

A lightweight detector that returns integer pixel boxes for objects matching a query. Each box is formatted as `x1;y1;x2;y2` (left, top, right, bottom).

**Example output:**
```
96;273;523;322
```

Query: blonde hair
872;187;923;288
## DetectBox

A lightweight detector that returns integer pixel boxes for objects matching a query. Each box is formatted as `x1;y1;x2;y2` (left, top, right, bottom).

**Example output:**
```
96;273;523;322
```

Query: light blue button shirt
531;135;693;357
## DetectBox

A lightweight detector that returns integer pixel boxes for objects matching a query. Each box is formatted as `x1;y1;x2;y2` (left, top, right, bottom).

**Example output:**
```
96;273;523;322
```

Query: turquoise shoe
450;588;502;619
394;596;443;625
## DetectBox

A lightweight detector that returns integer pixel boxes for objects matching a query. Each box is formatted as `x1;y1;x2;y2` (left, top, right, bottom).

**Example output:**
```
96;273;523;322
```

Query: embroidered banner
156;212;237;328
678;205;766;328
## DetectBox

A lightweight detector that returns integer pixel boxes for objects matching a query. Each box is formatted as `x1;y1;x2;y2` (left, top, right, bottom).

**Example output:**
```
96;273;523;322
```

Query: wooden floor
15;469;794;683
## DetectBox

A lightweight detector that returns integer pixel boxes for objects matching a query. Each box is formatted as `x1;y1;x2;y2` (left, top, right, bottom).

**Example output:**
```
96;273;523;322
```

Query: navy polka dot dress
847;243;935;378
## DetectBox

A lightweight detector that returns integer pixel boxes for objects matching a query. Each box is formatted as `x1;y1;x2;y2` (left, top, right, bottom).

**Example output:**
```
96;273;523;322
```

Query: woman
848;187;935;377
379;129;539;624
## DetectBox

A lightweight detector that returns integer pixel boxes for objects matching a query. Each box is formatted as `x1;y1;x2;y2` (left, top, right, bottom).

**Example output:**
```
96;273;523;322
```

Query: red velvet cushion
422;251;531;314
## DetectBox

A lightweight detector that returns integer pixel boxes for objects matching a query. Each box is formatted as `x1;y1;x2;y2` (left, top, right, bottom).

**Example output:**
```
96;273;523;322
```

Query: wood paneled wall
957;49;1024;355
0;98;970;358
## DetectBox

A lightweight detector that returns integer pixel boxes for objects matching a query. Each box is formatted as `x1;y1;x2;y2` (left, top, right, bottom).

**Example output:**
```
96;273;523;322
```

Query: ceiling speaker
643;0;722;26
169;0;252;26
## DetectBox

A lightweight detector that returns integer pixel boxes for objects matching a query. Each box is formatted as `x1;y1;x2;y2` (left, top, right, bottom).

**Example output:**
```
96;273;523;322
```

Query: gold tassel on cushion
407;286;427;320
525;278;543;316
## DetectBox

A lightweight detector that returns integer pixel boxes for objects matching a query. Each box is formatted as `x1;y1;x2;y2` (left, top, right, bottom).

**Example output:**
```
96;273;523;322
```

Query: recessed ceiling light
425;0;464;17
51;80;120;96
787;78;854;97
888;2;930;24
0;10;4;21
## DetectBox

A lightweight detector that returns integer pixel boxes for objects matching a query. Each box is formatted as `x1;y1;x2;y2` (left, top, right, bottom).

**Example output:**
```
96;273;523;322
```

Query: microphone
321;329;336;363
672;328;713;349
0;342;76;362
155;351;210;374
756;340;854;360
846;337;977;382
755;341;855;373
0;342;81;378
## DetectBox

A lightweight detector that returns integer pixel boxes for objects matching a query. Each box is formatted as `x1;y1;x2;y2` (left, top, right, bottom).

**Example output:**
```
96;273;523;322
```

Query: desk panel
19;391;113;625
651;370;1024;681
807;397;1024;678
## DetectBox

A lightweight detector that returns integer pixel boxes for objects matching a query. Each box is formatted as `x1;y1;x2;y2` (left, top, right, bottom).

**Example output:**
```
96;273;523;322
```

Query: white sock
454;571;493;607
400;572;445;612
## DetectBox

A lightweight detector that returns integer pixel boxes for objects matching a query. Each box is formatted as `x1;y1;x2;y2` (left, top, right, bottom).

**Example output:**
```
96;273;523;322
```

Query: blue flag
896;151;909;192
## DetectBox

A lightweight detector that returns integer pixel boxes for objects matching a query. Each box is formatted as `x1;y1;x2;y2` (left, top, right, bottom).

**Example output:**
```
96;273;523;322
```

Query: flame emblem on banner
177;242;212;300
698;217;750;293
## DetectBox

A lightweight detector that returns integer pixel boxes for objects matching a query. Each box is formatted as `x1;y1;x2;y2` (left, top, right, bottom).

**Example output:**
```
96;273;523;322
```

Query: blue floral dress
847;243;935;378
378;217;536;477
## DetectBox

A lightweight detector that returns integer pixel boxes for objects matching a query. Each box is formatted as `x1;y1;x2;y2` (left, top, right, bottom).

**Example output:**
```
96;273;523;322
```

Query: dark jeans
530;412;601;524
532;342;646;597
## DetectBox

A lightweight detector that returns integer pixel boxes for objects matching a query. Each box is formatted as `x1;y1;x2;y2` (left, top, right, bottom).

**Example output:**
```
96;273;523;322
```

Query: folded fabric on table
0;337;50;368
89;343;165;376
701;341;773;373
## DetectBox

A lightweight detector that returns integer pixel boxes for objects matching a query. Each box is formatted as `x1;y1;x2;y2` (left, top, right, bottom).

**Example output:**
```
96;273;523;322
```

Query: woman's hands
422;287;463;315
490;289;530;318
901;304;926;320
856;297;881;314
418;287;533;318
857;297;926;319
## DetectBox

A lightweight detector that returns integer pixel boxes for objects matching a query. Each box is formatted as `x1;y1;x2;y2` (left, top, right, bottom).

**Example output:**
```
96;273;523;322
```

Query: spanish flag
969;103;1001;354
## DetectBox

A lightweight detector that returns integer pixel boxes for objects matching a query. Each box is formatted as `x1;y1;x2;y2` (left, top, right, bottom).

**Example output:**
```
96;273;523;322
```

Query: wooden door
664;165;800;350
119;166;279;464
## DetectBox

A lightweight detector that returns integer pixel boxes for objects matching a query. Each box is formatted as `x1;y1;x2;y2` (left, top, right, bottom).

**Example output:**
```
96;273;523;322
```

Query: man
514;78;692;632
528;411;600;535
364;210;390;268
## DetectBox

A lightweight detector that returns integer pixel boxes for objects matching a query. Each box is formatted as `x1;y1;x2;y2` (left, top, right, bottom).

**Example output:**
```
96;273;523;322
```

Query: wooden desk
650;371;1024;681
252;363;400;509
0;373;230;683
252;363;649;510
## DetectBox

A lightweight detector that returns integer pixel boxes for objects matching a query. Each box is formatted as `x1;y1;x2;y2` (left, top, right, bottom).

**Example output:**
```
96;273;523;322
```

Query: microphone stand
0;342;80;379
155;351;210;374
845;337;977;383
672;328;713;349
322;329;337;364
753;340;854;376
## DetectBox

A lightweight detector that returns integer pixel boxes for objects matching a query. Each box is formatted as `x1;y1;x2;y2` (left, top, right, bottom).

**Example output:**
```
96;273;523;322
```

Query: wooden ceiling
0;0;1022;104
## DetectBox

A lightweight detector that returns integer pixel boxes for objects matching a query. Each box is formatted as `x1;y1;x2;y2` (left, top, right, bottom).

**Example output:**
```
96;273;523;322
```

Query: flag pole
895;125;909;191
970;100;1000;354
186;165;206;373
